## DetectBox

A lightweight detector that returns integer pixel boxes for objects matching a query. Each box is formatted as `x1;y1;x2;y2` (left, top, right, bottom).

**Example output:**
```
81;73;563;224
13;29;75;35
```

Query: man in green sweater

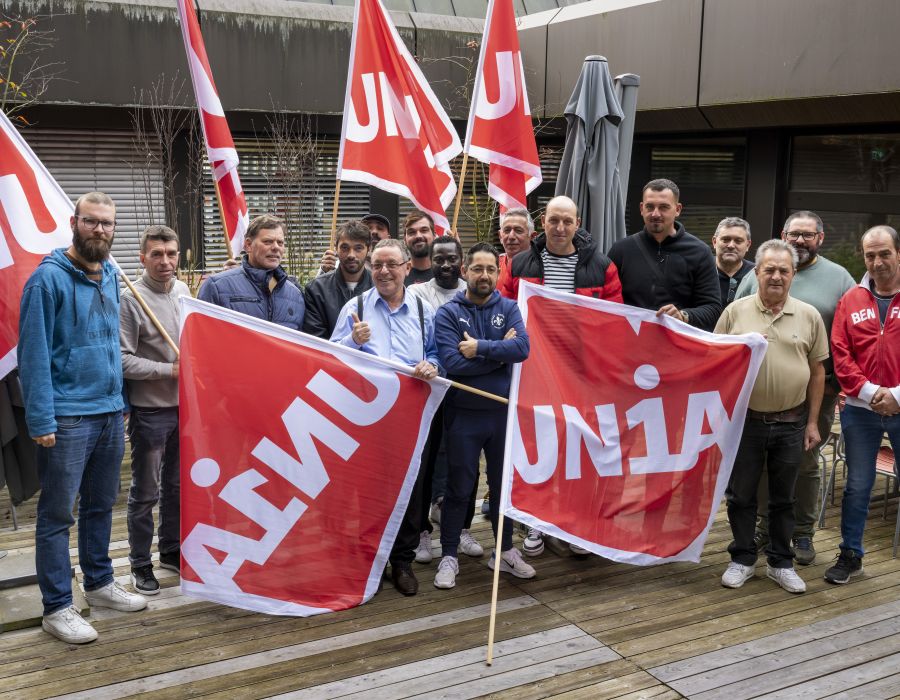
734;211;855;565
120;225;191;595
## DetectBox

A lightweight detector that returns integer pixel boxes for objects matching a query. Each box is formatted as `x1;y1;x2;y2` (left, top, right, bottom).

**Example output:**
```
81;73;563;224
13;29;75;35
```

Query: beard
794;246;812;265
72;225;114;263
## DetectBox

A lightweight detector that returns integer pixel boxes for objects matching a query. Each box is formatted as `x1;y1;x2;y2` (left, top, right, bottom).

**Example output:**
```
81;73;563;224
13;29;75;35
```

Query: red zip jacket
831;274;900;407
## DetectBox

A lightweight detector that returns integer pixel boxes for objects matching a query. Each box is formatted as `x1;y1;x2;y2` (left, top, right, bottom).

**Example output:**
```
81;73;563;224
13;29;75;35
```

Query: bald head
542;196;581;255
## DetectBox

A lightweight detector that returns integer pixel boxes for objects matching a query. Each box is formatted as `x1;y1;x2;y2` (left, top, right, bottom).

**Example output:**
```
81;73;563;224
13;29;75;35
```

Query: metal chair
874;446;900;558
818;399;846;528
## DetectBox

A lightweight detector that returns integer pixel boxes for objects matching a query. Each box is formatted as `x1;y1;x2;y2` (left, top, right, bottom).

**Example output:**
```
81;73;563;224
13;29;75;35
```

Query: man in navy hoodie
19;192;147;644
432;242;534;589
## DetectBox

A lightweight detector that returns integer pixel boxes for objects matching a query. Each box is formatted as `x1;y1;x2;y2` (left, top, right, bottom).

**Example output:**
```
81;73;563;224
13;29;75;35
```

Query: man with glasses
330;239;441;596
198;213;305;330
712;217;754;308
433;242;534;589
735;211;854;565
19;192;147;644
303;219;373;338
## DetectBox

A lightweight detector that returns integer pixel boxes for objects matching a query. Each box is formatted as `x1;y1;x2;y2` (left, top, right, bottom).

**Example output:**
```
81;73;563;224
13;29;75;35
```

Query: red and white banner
465;0;541;210
178;298;448;615
0;112;76;377
502;283;766;564
338;0;462;234
176;0;249;257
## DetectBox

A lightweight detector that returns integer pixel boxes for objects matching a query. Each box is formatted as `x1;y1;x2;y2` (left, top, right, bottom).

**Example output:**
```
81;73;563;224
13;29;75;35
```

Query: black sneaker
753;530;769;553
130;564;160;595
824;549;863;585
158;550;180;573
793;536;816;566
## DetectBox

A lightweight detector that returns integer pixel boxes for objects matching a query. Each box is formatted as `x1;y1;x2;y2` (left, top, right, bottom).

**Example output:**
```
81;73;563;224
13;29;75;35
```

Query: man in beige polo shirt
715;239;828;594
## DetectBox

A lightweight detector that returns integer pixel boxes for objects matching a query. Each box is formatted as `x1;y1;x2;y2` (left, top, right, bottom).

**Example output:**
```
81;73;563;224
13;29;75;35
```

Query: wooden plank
758;652;900;699
649;599;900;682
37;596;540;700
823;672;900;699
476;659;644;700
668;615;900;696
546;670;666;699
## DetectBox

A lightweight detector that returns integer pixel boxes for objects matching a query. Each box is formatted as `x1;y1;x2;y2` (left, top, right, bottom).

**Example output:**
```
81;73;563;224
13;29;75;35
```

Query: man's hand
171;360;179;379
34;433;55;448
320;249;337;274
656;304;687;323
223;257;240;271
458;331;479;359
503;328;517;340
413;360;438;380
804;422;821;451
350;312;371;346
871;387;900;416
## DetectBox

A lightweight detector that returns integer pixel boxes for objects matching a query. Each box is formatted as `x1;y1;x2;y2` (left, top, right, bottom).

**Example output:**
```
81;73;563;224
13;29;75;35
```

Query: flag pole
330;179;342;250
447;379;507;405
118;272;180;357
449;153;469;236
486;503;505;665
213;178;235;261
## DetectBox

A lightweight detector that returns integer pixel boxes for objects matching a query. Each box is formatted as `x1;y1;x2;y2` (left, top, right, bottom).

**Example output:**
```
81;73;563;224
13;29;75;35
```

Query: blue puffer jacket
434;290;529;410
198;258;305;330
18;248;124;437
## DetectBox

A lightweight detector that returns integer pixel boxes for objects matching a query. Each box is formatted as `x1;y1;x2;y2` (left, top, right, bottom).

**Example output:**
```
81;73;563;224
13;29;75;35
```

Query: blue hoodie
434;290;529;410
18;248;123;437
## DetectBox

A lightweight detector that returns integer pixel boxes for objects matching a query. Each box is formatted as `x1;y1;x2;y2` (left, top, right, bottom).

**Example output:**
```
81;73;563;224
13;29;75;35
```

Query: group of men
15;176;899;644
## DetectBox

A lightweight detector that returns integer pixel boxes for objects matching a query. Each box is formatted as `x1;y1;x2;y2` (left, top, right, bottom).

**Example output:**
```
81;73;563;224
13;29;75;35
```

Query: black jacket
303;269;374;338
607;223;722;331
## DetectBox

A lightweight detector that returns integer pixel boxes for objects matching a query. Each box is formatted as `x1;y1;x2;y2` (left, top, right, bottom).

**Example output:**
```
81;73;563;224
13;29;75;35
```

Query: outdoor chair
874;446;900;558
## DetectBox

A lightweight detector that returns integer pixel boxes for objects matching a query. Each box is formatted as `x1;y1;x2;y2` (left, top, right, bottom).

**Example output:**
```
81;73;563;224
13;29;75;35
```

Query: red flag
338;0;462;234
176;0;249;257
465;0;541;211
502;283;766;564
178;298;448;615
0;112;77;376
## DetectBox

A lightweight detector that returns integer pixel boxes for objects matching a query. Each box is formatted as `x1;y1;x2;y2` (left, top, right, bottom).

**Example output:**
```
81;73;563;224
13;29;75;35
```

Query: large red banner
502;283;766;564
338;0;461;233
0;111;77;377
178;298;448;615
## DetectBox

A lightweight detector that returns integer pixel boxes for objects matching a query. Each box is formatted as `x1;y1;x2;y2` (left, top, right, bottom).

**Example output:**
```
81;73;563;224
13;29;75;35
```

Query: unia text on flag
0;111;78;377
178;297;449;615
464;0;541;211
501;283;767;565
176;0;249;258
338;0;462;234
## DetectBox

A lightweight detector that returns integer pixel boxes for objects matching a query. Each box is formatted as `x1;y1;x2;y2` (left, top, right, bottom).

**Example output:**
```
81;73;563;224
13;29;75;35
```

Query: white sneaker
429;498;442;526
569;543;590;556
767;565;806;593
459;530;484;558
42;606;98;644
489;548;536;579
414;531;433;564
434;556;459;589
721;562;756;589
523;528;544;557
84;581;148;612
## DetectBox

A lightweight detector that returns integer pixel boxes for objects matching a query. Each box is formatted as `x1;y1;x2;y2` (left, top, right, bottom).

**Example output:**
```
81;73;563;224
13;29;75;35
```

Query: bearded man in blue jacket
432;242;534;589
18;192;147;644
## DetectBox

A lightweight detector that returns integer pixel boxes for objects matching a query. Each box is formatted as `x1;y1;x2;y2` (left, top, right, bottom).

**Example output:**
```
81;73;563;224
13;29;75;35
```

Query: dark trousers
127;406;180;567
417;405;443;535
440;405;512;557
727;415;805;568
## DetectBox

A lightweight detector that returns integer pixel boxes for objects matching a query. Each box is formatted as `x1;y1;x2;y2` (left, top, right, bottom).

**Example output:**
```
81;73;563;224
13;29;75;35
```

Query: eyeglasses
785;230;819;241
371;261;405;271
727;276;739;303
76;215;116;232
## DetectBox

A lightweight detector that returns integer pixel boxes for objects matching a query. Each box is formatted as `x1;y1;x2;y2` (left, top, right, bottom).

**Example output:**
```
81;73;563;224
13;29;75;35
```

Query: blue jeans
727;416;805;568
839;404;900;557
127;406;180;567
35;412;124;615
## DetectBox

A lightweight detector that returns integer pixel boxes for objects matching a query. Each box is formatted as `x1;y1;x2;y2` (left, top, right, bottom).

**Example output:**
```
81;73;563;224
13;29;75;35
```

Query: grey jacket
120;272;191;408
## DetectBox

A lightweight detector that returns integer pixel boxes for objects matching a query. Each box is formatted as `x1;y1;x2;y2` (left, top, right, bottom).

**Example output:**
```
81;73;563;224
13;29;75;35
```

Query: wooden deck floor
1;450;900;699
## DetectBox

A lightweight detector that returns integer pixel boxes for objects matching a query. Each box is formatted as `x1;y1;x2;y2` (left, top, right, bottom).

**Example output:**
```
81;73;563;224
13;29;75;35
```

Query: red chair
874;446;900;558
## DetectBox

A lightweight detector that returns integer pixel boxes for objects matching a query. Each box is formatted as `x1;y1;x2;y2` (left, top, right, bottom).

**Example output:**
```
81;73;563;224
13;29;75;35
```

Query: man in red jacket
498;196;623;302
827;225;900;584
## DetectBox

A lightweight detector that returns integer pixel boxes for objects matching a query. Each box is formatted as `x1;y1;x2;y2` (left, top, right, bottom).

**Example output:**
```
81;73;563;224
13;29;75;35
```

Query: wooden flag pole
330;179;342;250
118;272;180;357
486;503;506;665
213;178;235;261
449;153;469;236
448;379;507;405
